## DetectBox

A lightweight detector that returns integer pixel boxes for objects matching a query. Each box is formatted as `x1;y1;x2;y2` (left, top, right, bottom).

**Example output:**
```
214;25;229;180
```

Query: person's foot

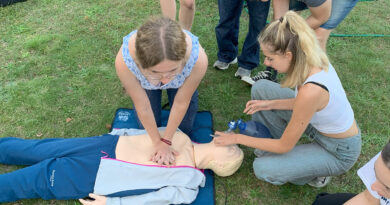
251;70;278;83
235;67;255;85
307;176;332;188
213;58;237;70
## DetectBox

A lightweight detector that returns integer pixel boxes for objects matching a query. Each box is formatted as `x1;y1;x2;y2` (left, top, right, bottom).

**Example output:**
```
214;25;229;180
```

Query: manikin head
371;141;390;199
135;17;186;85
193;140;244;177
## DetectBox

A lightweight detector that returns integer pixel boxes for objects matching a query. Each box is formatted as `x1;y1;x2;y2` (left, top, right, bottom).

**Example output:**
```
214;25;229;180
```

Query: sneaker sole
213;64;229;70
240;76;254;85
213;58;237;70
308;177;332;188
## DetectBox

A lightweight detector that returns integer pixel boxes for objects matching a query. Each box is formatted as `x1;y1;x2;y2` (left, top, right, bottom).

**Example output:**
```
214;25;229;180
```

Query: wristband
160;138;172;146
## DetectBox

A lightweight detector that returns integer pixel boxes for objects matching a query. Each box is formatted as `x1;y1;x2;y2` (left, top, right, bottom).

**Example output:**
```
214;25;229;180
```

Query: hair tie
279;16;284;23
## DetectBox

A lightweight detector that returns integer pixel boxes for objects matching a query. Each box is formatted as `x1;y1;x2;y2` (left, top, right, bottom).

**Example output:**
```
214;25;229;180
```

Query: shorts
289;0;359;29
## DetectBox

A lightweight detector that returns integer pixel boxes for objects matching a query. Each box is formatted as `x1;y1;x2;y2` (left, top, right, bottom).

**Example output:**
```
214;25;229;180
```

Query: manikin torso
115;131;195;167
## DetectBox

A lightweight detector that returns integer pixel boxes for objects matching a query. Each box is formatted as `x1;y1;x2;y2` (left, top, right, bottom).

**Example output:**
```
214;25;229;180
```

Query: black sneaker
251;70;276;82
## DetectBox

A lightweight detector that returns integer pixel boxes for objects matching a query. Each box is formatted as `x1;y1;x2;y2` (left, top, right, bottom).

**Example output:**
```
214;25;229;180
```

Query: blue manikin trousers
0;134;119;203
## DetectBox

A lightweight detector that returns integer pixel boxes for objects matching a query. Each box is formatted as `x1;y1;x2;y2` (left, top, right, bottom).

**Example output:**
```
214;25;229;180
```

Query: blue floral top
121;30;200;90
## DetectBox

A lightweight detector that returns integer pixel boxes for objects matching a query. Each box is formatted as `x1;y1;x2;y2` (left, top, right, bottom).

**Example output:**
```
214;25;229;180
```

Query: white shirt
294;64;355;134
357;152;390;205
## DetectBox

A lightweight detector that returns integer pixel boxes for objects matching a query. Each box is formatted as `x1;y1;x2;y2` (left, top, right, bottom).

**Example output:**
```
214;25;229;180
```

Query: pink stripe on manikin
100;152;205;175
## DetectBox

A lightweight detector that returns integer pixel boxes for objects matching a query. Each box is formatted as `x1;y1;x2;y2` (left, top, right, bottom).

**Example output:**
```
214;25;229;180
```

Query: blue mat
110;108;215;205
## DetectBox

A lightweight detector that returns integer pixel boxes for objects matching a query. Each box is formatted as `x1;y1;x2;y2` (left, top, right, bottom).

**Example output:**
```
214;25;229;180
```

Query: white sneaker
234;67;254;85
240;76;255;85
308;176;332;188
213;58;237;70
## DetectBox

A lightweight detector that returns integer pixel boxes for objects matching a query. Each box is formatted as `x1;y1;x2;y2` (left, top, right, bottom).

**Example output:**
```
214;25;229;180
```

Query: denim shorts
289;0;359;29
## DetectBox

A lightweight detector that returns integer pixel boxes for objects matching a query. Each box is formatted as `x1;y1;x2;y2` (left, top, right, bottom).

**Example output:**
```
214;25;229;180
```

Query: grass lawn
1;0;389;204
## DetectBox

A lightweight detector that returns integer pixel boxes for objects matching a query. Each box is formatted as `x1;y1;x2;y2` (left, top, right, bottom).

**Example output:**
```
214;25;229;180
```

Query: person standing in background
269;0;358;51
213;0;273;85
160;0;195;31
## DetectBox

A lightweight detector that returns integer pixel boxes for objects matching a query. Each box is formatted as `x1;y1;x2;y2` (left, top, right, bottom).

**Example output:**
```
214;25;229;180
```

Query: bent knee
181;0;195;10
251;80;273;100
253;158;287;185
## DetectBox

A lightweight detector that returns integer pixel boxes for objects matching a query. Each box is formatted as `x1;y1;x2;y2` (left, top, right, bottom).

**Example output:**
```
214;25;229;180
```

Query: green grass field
1;0;389;204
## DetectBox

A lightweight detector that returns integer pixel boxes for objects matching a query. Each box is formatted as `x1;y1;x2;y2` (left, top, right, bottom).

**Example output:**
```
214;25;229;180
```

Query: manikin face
260;43;292;74
208;142;244;177
143;59;183;85
372;155;390;199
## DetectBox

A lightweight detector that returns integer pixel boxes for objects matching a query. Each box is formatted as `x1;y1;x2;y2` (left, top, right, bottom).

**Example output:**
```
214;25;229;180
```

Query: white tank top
295;64;355;134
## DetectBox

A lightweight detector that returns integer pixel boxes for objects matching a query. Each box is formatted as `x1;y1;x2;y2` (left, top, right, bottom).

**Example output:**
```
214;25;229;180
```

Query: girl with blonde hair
214;11;361;187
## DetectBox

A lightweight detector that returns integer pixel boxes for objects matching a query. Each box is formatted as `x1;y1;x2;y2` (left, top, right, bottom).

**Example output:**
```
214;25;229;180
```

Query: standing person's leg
315;28;332;51
0;135;119;202
159;0;176;21
167;88;198;135
238;0;270;71
0;134;118;166
178;0;195;31
242;1;277;84
213;0;243;70
235;0;270;84
316;0;359;50
272;0;290;20
134;89;162;129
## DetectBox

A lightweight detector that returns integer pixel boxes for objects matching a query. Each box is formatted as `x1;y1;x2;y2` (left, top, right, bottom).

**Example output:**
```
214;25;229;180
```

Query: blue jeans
290;0;359;29
215;0;270;70
250;80;361;185
134;89;198;135
0;135;119;202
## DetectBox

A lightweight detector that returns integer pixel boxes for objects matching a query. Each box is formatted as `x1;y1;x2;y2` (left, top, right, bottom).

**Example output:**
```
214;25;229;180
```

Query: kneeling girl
214;11;361;187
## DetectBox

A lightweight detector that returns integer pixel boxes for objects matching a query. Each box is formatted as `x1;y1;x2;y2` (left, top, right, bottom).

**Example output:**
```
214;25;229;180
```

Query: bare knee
180;0;195;10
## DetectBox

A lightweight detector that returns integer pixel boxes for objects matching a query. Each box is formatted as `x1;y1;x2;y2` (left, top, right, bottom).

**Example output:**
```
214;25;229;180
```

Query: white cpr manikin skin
115;131;243;172
193;140;243;168
116;131;195;167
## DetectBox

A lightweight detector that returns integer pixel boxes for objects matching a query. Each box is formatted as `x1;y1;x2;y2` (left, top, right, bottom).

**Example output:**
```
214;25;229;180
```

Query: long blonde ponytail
259;11;329;88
